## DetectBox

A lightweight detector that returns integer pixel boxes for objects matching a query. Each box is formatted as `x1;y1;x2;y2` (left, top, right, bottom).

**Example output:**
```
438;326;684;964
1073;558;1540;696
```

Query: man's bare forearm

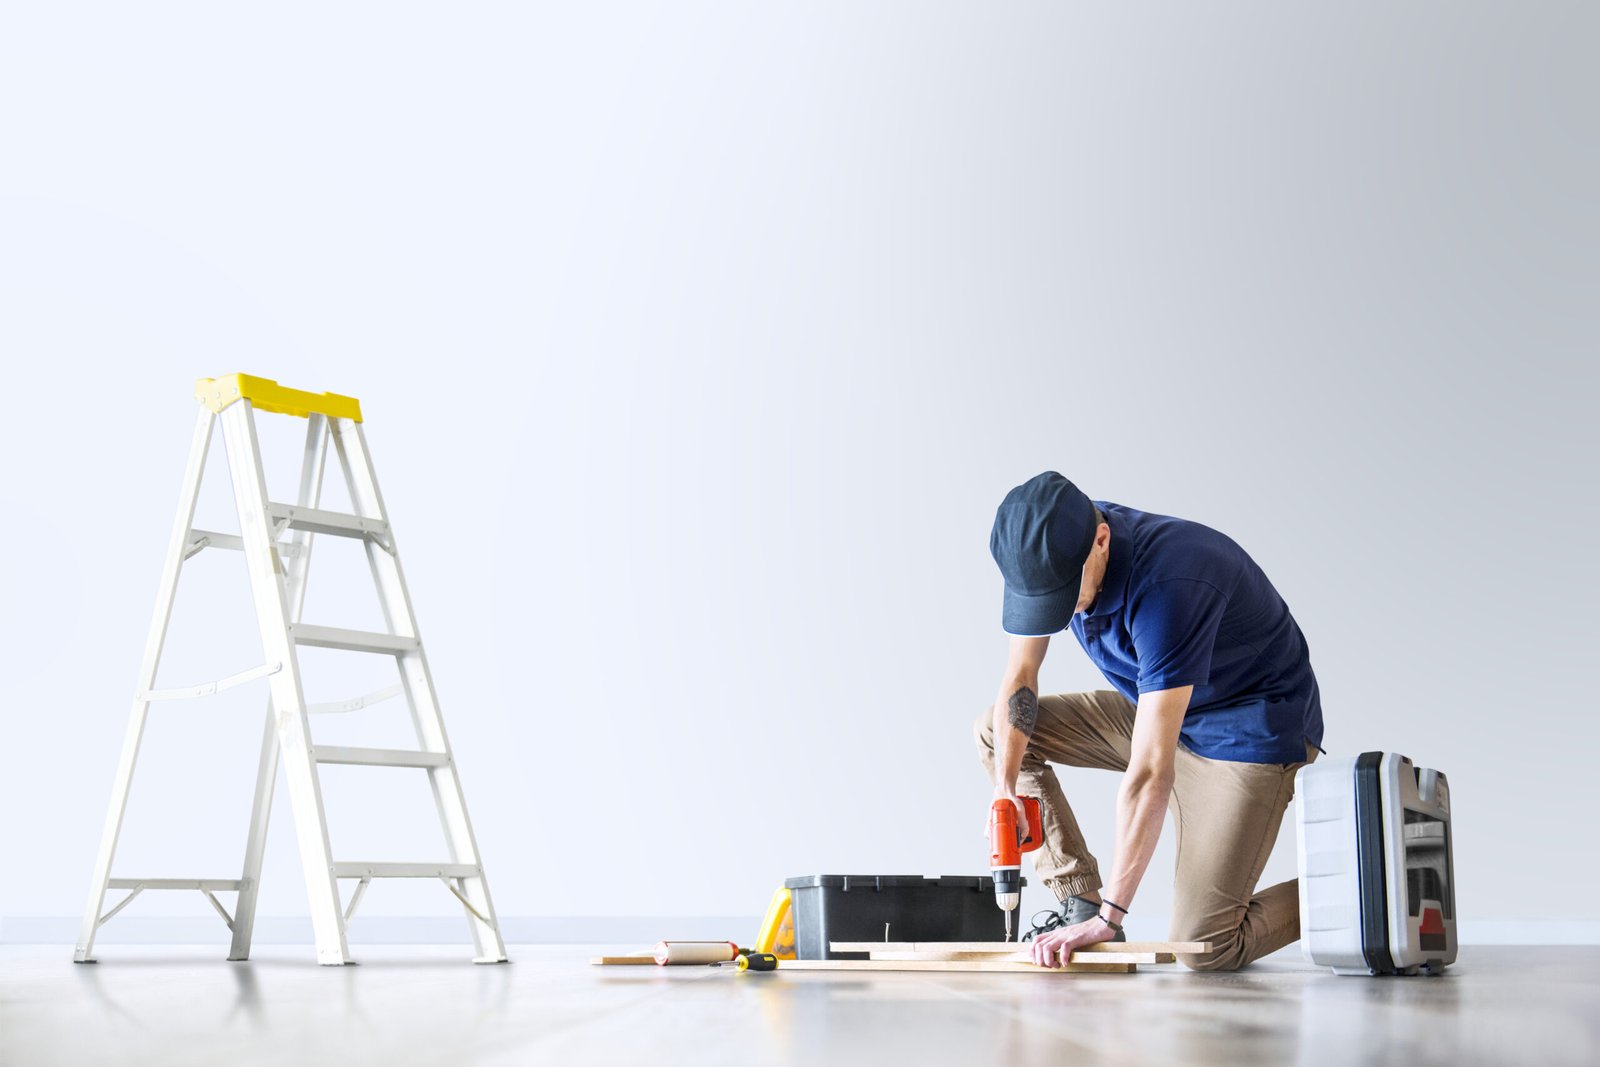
1098;769;1173;911
989;637;1050;824
1097;685;1190;915
990;681;1038;793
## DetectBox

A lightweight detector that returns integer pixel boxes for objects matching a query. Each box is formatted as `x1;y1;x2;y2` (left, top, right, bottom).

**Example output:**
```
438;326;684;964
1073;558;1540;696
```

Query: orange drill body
988;796;1043;869
989;796;1042;940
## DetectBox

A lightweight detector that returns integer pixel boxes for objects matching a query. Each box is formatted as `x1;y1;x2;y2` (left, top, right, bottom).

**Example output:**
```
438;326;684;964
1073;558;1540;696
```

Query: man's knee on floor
1171;916;1248;972
1174;927;1250;972
1177;945;1245;972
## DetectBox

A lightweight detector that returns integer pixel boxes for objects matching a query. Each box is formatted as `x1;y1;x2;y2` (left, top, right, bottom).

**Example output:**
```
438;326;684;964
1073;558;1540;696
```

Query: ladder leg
221;402;352;965
332;419;509;963
76;409;217;963
74;699;153;964
227;705;280;960
227;415;329;962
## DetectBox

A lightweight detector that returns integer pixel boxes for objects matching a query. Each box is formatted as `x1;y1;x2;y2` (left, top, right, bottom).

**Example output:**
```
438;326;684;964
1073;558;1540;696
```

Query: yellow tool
712;951;779;972
754;886;797;959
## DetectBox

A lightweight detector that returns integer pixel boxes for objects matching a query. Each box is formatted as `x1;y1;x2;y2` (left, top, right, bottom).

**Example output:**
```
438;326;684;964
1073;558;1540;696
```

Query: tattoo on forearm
1007;686;1038;737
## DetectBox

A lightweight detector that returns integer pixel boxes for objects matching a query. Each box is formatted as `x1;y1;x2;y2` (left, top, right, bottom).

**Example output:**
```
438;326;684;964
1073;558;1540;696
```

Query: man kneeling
979;473;1323;971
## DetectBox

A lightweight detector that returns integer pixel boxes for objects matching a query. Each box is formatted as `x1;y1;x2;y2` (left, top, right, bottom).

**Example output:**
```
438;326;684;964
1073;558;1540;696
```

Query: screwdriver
711;952;778;972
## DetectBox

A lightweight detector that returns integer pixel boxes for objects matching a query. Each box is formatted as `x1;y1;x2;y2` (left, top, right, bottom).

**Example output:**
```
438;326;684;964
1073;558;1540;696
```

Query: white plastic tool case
1295;752;1456;975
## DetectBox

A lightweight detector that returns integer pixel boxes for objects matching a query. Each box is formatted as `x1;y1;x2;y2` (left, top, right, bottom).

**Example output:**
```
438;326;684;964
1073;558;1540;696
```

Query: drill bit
1004;910;1012;942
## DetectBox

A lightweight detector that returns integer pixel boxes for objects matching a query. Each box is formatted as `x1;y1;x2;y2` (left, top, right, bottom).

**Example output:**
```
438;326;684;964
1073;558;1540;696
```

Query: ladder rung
290;624;419;655
312;745;449;769
107;879;244;891
267;503;390;540
332;862;480;880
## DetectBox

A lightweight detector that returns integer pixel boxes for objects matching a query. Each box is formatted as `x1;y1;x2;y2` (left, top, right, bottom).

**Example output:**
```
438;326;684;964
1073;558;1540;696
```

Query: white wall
2;2;1595;944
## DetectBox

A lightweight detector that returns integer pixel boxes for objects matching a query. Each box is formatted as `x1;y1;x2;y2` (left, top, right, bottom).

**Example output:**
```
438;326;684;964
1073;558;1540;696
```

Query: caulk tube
653;941;740;966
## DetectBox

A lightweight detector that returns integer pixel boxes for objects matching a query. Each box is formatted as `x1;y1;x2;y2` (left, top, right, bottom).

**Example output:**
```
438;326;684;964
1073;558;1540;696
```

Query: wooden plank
589;955;656;966
777;959;1135;974
831;940;1211;954
868;950;1170;965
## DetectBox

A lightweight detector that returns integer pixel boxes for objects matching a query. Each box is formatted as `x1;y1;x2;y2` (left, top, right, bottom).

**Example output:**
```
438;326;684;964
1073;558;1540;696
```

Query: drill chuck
993;864;1021;913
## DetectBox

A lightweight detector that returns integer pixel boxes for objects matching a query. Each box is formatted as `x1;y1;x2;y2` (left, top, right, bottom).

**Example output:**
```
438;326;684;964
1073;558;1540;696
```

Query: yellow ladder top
195;374;363;422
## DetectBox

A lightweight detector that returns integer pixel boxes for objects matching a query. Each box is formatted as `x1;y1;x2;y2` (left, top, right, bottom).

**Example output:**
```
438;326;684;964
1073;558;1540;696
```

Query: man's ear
1096;522;1111;550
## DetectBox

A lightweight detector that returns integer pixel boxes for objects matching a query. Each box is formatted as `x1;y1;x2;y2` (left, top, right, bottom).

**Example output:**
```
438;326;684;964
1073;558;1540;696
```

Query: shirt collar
1083;504;1130;620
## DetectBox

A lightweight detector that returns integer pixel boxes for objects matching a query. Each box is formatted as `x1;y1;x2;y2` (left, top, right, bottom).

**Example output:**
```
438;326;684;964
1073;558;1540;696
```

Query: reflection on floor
2;944;1597;1066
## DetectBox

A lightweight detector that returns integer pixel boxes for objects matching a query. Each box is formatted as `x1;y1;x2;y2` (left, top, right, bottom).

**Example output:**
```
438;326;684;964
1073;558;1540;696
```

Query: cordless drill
988;796;1043;942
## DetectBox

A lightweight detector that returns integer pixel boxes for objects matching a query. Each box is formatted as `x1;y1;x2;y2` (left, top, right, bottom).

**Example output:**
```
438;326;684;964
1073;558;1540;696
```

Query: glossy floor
2;944;1596;1066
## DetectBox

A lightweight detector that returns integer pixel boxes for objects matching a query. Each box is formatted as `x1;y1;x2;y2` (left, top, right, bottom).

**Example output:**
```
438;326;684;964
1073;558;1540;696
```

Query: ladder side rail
220;401;352;965
75;408;218;963
331;418;508;963
230;413;331;961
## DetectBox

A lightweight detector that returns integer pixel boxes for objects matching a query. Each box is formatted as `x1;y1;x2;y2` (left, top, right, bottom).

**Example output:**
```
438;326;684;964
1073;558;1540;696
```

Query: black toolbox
784;875;1014;960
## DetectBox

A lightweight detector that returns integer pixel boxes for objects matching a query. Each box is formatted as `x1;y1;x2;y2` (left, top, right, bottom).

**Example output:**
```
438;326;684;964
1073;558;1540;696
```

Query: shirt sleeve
1129;578;1228;693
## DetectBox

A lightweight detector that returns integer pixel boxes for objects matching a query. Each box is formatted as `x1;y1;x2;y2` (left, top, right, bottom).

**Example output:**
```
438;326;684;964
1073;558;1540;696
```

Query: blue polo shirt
1068;502;1323;764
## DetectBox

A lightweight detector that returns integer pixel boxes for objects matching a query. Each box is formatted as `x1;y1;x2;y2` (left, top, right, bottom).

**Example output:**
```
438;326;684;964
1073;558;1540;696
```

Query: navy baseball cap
989;473;1099;636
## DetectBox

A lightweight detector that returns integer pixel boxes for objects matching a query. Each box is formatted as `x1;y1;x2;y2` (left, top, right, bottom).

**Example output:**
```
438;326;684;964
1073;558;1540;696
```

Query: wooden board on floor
590;955;656;965
868;950;1172;965
778;959;1136;974
831;940;1210;955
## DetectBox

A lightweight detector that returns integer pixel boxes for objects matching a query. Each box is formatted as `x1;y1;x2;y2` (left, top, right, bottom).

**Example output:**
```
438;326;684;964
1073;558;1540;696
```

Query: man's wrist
1099;897;1129;917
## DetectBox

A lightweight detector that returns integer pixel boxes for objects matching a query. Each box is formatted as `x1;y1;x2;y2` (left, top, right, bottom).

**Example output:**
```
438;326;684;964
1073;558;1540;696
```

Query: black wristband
1101;899;1129;916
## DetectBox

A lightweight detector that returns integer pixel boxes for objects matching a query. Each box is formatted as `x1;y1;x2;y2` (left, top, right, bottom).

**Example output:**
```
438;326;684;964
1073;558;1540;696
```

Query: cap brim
1001;583;1077;637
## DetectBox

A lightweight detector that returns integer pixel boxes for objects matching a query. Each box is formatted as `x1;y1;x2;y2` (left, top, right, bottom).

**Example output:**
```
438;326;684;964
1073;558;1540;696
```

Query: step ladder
75;374;508;966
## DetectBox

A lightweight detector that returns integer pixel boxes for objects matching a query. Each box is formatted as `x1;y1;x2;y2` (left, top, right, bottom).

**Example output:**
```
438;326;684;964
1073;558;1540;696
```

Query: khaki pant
974;690;1316;971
